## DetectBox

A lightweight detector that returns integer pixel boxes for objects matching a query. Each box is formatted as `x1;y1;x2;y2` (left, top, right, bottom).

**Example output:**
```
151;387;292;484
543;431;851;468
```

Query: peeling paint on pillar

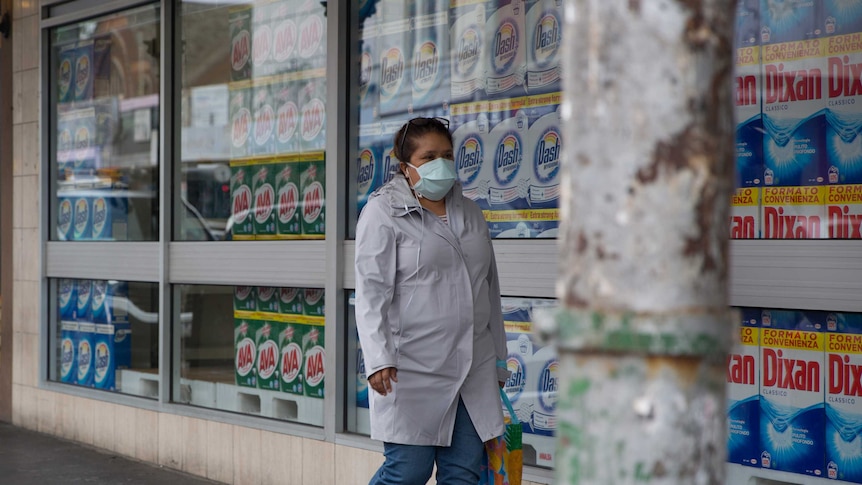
550;0;735;482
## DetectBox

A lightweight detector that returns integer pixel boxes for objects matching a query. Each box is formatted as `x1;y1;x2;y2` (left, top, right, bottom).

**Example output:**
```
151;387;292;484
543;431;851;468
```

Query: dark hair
392;117;453;165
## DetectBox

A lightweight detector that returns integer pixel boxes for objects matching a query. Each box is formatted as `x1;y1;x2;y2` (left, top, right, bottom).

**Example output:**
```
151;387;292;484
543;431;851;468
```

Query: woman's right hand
368;367;398;396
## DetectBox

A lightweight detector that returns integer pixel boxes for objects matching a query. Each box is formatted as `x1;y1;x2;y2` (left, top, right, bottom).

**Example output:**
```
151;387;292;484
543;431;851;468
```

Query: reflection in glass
180;0;327;241
51;5;160;241
349;0;564;239
177;285;325;425
54;279;160;398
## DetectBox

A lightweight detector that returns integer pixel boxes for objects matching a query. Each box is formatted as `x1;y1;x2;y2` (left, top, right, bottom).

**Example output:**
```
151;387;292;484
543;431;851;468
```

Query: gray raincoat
355;175;509;446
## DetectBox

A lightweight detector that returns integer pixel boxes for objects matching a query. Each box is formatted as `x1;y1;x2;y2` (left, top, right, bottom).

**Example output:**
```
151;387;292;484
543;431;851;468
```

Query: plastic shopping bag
479;388;523;485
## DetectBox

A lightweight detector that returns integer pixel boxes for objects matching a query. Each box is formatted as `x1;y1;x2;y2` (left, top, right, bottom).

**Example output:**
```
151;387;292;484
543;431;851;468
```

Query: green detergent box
229;6;253;82
278;321;305;395
275;159;302;238
279;287;304;316
230;163;255;240
300;159;325;238
234;318;259;388
256;286;279;314
234;286;257;313
229;86;252;159
256;321;280;391
303;288;325;317
251;162;277;239
301;321;325;399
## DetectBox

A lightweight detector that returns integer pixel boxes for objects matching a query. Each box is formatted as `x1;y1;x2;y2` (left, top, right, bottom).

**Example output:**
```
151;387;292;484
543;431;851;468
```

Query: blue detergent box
76;279;93;324
72;195;92;240
824;311;862;482
93;322;131;391
58;278;77;321
759;0;823;45
759;309;825;477
91;189;129;241
59;321;78;384
57;44;75;104
57;193;75;241
92;280;129;325
76;322;96;387
727;308;761;468
73;40;94;102
69;107;97;176
411;6;450;112
736;0;760;49
823;0;862;37
357;125;384;215
377;18;412;116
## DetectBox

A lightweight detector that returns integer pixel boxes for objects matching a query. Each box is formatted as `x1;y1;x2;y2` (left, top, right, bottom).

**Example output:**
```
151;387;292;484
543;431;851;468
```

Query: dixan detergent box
761;186;827;239
824;311;862;482
273;79;300;155
736;0;760;49
234;285;256;313
57;43;75;104
275;159;302;239
235;318;259;388
484;0;527;99
761;39;826;189
230;162;255;240
759;0;822;46
256;286;279;315
727;308;761;468
826;184;862;239
302;320;325;399
58;278;78;384
229;85;252;160
823;0;862;38
735;45;764;189
450;0;488;103
525;0;561;95
229;6;253;82
758;309;826;477
270;0;299;76
731;187;761;239
298;76;326;154
250;82;277;157
250;2;273;79
73;39;94;102
452;101;492;209
256;321;281;391
279;287;304;316
91;188;129;241
411;1;450;113
251;162;278;239
825;34;862;191
378;17;412;116
278;320;304;395
300;159;325;238
295;0;327;72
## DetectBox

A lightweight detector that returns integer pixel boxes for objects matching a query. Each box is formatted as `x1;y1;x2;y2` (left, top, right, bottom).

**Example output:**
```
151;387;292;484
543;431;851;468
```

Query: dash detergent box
525;0;562;94
57;43;75;104
759;309;825;477
483;0;526;99
91;189;129;241
230;163;255;240
73;39;94;102
279;321;304;395
377;17;412;116
92;279;129;325
256;321;281;391
93;322;131;391
76;322;96;387
727;308;761;468
59;320;79;384
450;0;488;102
235;318;259;388
76;279;93;324
411;6;449;112
825;311;862;482
452;101;492;209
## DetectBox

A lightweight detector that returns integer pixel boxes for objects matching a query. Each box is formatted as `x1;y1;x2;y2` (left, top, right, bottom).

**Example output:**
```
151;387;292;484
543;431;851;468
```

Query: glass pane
348;0;564;239
348;292;558;469
179;0;327;241
52;279;160;398
51;5;160;241
176;285;325;426
730;2;862;240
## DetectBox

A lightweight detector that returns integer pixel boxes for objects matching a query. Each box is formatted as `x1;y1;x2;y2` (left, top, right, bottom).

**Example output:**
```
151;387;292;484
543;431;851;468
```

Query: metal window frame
36;0;862;482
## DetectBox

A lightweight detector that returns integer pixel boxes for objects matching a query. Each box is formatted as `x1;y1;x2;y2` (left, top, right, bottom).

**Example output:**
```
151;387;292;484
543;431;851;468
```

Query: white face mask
405;158;457;201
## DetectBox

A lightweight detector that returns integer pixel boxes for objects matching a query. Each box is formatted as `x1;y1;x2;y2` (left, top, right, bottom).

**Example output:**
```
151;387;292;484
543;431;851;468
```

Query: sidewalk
0;422;220;484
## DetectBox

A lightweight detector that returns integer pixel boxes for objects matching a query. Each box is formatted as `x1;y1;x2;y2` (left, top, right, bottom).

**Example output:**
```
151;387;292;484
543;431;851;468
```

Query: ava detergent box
301;321;325;399
727;308;761;468
303;288;325;317
250;1;274;79
825;33;862;185
758;309;825;477
525;0;562;94
256;286;280;315
229;86;252;159
825;311;862;482
272;79;301;155
761;40;827;188
250;83;277;157
251;162;277;239
279;287;304;316
297;77;326;153
278;320;305;395
295;0;327;71
256;321;281;391
235;318;260;388
230;162;255;240
234;285;257;313
300;159;326;238
274;159;302;238
229;6;253;82
269;0;299;76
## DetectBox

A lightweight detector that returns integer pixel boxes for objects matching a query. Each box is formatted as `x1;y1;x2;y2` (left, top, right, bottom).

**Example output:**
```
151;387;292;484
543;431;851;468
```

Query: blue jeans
369;397;484;485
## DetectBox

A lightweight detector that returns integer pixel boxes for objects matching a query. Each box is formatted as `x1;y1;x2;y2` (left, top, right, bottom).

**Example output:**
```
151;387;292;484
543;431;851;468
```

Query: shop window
179;1;327;241
50;5;160;242
348;292;558;469
176;285;325;426
51;279;160;398
348;0;564;239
